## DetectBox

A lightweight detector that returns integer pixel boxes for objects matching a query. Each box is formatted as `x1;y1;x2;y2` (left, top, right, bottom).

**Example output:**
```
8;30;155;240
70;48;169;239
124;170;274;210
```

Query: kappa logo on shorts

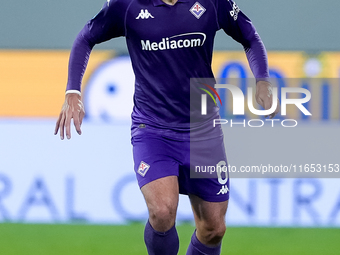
190;2;206;19
138;161;150;177
217;185;229;195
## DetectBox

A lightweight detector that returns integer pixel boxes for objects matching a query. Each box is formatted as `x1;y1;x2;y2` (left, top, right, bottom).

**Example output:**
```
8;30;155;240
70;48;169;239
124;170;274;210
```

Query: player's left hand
255;80;280;119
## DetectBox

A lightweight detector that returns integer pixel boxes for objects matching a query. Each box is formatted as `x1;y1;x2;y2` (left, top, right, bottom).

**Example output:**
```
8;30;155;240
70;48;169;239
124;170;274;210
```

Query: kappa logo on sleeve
136;9;155;19
190;2;206;19
137;161;150;177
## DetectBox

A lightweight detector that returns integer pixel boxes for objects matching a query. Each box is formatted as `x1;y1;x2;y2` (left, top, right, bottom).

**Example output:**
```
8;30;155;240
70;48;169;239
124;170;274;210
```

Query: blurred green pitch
0;223;339;255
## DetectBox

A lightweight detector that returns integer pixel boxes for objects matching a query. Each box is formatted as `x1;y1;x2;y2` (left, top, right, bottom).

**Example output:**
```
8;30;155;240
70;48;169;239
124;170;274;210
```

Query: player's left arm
217;0;279;118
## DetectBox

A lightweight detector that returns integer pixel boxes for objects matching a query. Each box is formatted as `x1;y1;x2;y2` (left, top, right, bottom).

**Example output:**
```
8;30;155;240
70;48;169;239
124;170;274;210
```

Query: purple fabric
65;0;269;129
66;29;94;91
186;230;221;255
216;0;269;82
244;33;270;82
144;220;179;255
132;128;229;202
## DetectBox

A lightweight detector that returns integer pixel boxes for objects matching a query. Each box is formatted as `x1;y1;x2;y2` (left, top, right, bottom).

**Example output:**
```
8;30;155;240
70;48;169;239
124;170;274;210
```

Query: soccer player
54;0;279;254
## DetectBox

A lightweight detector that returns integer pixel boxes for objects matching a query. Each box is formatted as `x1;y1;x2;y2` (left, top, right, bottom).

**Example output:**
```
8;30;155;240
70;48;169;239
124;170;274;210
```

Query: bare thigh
141;176;179;232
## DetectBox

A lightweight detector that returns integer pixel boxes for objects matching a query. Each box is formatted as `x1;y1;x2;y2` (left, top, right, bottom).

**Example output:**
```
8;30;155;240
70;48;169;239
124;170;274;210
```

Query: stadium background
1;0;340;254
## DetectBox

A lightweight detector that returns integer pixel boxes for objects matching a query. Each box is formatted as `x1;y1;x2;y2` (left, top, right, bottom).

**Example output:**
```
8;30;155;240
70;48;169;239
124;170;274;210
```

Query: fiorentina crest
190;2;206;19
138;161;150;177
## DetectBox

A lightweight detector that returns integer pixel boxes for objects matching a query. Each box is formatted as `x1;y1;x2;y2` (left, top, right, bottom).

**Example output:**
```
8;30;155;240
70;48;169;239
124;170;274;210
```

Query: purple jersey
67;0;269;139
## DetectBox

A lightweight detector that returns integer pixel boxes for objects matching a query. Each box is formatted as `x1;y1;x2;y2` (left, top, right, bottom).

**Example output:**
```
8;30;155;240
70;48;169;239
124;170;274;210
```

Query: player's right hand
54;93;85;140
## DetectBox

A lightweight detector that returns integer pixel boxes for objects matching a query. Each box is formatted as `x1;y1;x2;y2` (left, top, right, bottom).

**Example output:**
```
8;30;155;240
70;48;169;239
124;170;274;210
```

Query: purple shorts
131;126;229;202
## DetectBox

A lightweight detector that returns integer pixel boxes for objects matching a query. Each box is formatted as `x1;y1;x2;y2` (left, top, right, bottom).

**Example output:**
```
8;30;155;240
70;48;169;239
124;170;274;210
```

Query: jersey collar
152;0;189;7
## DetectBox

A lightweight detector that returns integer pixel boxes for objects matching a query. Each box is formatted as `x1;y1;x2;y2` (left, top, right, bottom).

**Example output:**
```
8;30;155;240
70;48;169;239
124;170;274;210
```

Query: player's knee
199;223;226;245
149;204;176;221
148;204;177;231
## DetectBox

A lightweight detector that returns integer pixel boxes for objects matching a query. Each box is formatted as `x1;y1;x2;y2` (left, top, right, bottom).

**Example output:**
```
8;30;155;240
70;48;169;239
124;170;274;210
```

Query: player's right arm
54;0;127;139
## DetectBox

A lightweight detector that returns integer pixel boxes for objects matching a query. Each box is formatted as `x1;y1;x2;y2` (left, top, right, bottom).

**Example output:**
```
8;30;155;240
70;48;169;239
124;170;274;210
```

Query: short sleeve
216;0;257;48
84;0;128;44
